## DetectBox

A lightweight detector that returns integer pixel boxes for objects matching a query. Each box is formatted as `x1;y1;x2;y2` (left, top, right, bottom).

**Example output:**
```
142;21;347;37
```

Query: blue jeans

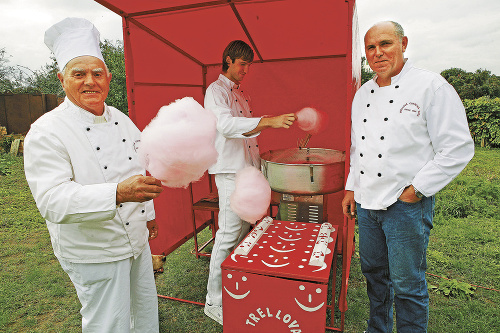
357;196;435;333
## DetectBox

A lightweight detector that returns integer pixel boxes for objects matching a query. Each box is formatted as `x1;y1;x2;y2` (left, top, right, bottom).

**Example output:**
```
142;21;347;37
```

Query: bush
0;136;13;154
465;97;500;147
0;153;16;176
429;279;476;299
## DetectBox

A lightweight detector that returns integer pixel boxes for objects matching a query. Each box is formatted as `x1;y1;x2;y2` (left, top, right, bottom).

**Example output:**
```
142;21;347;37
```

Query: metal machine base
277;193;328;223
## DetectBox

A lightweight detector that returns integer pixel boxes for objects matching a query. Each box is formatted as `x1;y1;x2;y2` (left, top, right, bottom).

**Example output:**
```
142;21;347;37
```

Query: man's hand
342;190;356;219
244;113;297;136
265;113;297;129
147;219;159;240
399;185;421;203
116;175;163;205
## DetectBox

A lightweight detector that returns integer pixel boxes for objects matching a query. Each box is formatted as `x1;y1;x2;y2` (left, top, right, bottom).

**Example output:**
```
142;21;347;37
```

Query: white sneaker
204;303;223;325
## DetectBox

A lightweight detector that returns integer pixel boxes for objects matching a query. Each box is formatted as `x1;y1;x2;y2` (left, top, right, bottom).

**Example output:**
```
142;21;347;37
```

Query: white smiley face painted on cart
262;224;307;268
277;228;303;242
224;273;250;300
261;252;291;268
294;285;325;312
261;237;297;268
285;222;308;232
269;239;297;254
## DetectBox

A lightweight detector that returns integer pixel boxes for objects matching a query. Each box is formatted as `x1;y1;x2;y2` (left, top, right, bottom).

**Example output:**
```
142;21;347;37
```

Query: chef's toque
44;17;104;71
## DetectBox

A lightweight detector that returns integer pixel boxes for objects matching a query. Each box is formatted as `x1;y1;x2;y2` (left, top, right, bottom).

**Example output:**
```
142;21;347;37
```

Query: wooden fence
0;94;60;134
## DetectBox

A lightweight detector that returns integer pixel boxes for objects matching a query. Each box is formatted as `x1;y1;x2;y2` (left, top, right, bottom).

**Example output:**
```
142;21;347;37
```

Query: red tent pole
339;0;358;317
122;17;137;123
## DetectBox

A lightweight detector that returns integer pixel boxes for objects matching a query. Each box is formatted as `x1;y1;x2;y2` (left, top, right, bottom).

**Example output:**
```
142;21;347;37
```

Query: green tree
1;48;47;94
441;68;500;101
0;48;21;93
100;39;128;114
0;48;12;92
361;56;374;85
27;57;64;97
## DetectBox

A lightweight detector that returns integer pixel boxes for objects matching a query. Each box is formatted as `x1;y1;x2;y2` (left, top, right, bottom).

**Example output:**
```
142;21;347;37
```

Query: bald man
342;21;474;332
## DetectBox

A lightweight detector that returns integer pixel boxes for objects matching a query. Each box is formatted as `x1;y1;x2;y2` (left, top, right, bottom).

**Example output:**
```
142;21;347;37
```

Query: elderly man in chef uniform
203;40;296;325
342;21;474;332
24;18;163;333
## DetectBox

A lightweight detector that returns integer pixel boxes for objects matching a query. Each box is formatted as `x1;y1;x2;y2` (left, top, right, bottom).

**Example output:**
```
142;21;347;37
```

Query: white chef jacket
205;74;262;174
24;98;155;263
345;60;474;210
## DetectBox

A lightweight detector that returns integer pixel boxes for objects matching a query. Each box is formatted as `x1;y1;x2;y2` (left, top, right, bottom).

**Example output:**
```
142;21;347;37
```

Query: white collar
218;73;240;89
371;58;412;87
65;97;111;123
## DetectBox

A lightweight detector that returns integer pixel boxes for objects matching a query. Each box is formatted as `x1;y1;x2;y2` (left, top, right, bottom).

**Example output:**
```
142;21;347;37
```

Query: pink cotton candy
230;166;271;224
138;97;218;188
296;107;328;135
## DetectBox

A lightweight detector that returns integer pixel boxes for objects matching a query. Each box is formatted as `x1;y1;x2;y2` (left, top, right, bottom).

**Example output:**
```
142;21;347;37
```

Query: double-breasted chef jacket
24;98;155;263
345;60;474;210
205;74;262;174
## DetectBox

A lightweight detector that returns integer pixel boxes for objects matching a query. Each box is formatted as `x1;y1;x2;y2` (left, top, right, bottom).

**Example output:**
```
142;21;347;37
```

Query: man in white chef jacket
23;18;163;333
342;21;474;332
203;40;296;325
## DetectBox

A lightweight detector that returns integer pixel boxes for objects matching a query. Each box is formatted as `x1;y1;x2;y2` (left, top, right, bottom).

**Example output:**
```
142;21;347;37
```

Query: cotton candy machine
261;148;345;223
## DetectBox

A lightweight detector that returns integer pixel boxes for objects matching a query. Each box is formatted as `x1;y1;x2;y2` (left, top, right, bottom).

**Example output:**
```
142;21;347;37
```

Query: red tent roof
95;0;349;67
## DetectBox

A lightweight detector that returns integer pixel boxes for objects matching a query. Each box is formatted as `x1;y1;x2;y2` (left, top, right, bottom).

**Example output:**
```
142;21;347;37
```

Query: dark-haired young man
203;40;296;325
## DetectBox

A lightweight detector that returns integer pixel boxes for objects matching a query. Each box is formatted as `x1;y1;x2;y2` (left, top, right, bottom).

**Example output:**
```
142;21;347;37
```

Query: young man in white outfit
203;40;296;325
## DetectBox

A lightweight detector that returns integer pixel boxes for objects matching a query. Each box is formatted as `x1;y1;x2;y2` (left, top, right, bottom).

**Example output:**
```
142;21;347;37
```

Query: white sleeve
204;85;261;139
345;91;362;192
344;123;357;191
145;199;155;221
24;127;118;224
412;83;474;196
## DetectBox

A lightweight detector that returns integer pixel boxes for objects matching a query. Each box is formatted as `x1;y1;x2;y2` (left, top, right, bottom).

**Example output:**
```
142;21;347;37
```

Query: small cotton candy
230;166;271;224
296;107;328;135
138;97;218;188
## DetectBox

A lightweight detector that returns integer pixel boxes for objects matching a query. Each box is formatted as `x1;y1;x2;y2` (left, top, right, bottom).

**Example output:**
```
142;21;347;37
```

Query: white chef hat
44;17;105;71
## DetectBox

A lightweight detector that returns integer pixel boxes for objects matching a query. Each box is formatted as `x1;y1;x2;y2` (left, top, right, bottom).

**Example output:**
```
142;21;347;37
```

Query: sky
1;0;500;76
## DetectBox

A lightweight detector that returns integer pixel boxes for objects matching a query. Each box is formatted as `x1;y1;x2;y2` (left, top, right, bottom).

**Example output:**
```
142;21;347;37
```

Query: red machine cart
93;0;360;330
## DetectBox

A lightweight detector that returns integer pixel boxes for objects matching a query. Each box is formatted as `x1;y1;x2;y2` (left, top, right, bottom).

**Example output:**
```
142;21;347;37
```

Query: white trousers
58;244;159;333
206;173;251;306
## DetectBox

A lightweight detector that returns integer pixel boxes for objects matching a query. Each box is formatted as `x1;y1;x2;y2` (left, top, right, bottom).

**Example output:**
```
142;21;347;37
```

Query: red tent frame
94;0;360;330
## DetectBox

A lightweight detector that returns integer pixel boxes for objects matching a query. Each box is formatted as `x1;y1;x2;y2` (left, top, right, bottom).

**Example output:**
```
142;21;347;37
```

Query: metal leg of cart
325;216;355;332
189;175;218;258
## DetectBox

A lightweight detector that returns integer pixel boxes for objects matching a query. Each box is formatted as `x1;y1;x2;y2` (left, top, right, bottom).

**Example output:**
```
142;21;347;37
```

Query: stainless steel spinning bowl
260;148;345;195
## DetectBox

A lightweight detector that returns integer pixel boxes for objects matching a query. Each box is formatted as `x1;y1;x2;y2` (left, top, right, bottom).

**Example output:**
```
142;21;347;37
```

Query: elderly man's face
58;56;111;116
364;22;407;84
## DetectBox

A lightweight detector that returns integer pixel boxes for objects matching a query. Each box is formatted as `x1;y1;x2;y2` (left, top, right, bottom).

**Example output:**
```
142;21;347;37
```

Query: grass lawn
0;147;499;332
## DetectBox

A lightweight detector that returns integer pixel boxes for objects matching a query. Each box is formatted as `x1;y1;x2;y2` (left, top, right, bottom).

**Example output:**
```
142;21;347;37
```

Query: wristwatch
413;186;424;199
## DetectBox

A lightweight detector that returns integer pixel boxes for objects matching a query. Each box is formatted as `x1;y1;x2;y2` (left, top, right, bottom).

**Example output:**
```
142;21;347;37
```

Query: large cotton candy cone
138;97;218;188
230;166;271;224
296;107;328;135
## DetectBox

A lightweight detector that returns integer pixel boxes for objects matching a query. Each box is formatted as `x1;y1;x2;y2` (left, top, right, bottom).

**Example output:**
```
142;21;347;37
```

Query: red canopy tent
94;0;360;328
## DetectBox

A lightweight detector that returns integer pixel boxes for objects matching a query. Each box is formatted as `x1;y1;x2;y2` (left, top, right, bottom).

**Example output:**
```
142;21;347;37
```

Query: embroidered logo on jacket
400;102;421;116
133;139;141;152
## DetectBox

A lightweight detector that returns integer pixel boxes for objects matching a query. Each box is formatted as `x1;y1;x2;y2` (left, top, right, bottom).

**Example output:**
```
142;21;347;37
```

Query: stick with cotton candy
230;166;271;224
295;107;328;135
137;97;218;188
